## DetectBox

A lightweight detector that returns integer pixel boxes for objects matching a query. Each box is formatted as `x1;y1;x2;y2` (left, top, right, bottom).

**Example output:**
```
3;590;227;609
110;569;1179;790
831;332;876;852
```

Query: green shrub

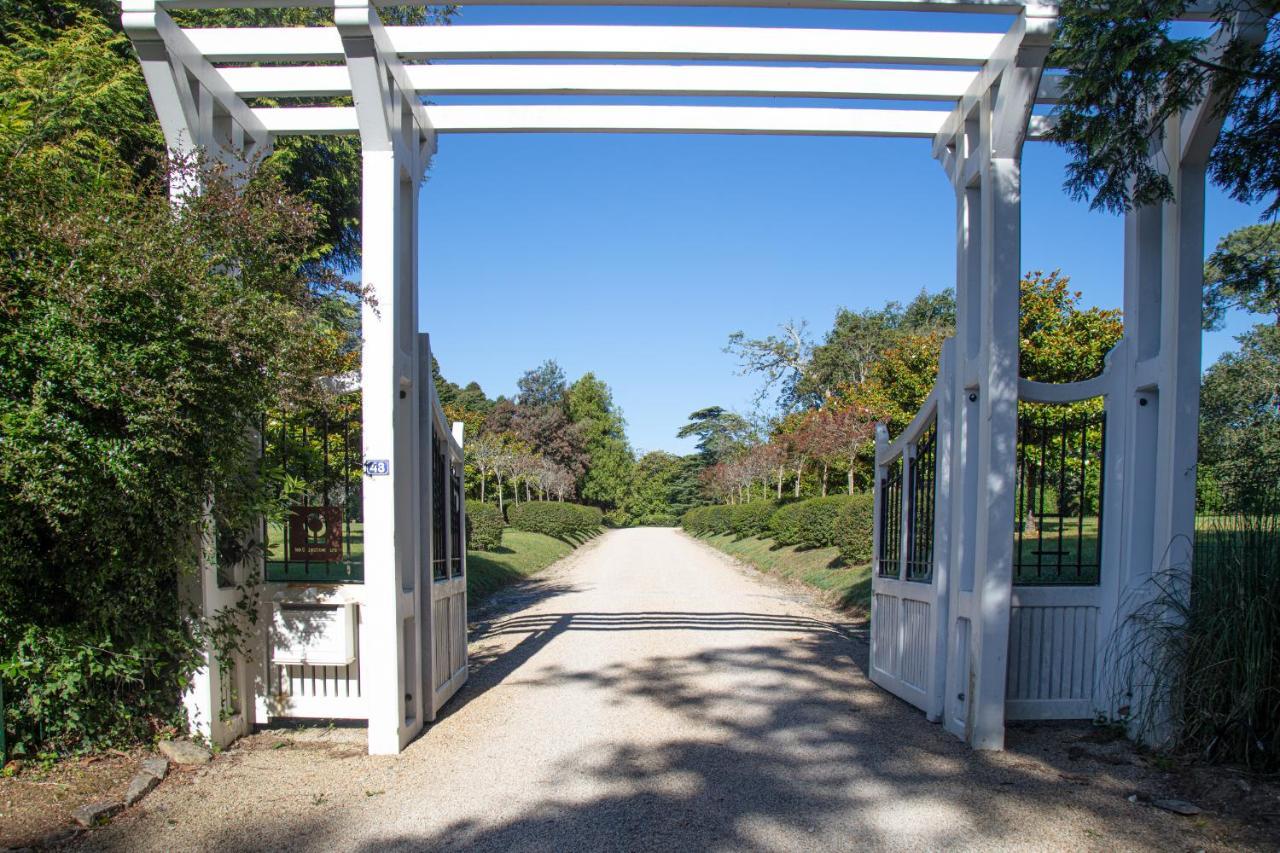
728;501;778;538
834;493;876;564
680;505;733;536
770;495;854;549
465;500;505;551
507;502;601;541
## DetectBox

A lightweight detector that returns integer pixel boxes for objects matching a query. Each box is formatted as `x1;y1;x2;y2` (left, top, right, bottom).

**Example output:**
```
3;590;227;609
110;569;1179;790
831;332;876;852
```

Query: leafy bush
728;501;778;538
834;494;876;564
681;505;735;536
465;501;505;551
507;502;601;541
770;495;854;549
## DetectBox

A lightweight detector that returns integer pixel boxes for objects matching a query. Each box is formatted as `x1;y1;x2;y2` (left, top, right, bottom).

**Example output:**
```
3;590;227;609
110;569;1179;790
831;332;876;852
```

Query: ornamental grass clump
1117;511;1280;769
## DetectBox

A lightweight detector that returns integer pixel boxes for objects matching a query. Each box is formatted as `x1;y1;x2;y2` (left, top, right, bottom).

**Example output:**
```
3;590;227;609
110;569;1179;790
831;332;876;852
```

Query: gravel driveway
73;527;1252;851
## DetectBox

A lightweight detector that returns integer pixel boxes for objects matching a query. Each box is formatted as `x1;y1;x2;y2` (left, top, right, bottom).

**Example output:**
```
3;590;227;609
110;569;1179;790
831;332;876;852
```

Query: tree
676;406;756;464
466;433;504;503
566;373;634;508
512;404;589;480
822;405;878;495
516;359;567;408
1018;271;1124;384
622;451;689;521
1049;1;1280;218
1199;323;1280;512
723;320;814;412
1204;224;1280;329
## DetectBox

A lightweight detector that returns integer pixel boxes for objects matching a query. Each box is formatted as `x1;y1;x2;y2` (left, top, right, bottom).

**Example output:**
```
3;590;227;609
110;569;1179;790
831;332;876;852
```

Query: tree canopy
1049;1;1279;217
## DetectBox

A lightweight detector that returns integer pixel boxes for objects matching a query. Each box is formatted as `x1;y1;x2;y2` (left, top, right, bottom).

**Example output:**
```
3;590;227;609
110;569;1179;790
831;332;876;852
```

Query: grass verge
695;533;873;614
466;528;577;603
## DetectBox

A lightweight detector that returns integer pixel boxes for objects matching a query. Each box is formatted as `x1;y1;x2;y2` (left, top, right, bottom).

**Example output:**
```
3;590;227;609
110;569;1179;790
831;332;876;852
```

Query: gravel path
74;527;1247;852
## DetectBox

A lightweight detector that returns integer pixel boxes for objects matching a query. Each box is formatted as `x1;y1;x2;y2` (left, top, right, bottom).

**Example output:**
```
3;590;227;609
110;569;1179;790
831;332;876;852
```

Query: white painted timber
254;104;951;136
159;0;1040;13
222;64;980;101
188;25;1004;64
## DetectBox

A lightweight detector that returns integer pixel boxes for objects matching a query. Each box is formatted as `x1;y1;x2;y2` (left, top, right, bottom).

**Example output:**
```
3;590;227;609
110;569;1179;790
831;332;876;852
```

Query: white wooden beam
930;7;1055;160
189;25;1005;65
122;0;269;152
224;65;980;100
253;104;950;136
161;0;1040;12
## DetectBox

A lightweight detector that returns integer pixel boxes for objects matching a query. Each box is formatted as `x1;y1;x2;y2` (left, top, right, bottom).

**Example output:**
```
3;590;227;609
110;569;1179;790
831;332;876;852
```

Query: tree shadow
86;613;1227;852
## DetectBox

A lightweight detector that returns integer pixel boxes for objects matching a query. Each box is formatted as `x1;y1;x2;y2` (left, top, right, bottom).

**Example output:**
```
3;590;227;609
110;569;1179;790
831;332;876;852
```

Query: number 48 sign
363;459;390;477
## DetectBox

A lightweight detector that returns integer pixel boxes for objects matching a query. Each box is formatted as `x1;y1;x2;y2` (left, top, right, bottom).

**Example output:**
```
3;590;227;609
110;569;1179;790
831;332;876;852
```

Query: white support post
934;7;1051;750
337;0;436;755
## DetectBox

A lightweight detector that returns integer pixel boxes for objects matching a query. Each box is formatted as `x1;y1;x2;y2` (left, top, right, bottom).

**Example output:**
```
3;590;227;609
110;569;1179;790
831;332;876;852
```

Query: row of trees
682;272;1123;508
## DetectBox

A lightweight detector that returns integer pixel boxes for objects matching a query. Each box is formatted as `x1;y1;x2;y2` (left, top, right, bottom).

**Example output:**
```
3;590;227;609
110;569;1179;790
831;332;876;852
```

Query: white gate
870;344;954;722
420;335;469;718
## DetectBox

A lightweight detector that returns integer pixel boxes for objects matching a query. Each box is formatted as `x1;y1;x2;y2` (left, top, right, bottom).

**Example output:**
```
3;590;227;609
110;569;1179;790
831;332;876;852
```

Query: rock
158;739;211;765
1152;798;1202;816
140;756;170;780
123;770;161;806
72;800;122;828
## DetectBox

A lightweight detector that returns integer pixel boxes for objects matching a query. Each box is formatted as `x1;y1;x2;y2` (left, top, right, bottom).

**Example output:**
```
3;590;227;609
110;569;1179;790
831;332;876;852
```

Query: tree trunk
497;475;504;512
821;463;829;497
794;460;803;497
776;467;783;499
848;461;855;496
480;469;486;503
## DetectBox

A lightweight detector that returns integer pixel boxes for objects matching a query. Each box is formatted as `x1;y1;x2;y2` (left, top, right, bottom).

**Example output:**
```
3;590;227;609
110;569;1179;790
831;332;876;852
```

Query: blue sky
417;6;1268;454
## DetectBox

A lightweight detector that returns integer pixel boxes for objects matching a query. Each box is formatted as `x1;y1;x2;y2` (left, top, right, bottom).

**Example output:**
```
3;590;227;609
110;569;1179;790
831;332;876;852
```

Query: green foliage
728;501;778;538
769;495;854;549
621;451;700;525
465;501;505;551
681;505;735;537
567;373;634;508
507;502;602;541
0;12;348;753
1203;224;1280;330
1126;512;1280;769
834;494;876;565
1018;271;1124;383
677;407;756;464
1049;1;1280;218
1199;324;1280;514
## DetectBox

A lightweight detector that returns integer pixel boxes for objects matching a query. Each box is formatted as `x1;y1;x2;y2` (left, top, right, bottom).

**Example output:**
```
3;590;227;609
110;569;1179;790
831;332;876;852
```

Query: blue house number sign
364;459;390;477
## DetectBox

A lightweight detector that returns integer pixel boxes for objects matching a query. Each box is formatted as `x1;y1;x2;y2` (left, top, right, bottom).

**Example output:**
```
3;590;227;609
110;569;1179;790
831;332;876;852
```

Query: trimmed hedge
507;501;602;540
681;504;734;536
728;500;779;538
465;500;505;551
769;495;849;548
834;493;875;564
684;493;876;564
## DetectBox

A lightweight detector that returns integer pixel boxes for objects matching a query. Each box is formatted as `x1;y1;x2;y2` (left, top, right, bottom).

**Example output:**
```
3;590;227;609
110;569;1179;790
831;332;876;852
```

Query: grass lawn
466;528;579;603
696;533;873;614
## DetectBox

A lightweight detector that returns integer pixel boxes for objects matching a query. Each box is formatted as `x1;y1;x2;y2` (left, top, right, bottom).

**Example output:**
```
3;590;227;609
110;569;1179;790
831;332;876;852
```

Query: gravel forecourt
70;527;1256;852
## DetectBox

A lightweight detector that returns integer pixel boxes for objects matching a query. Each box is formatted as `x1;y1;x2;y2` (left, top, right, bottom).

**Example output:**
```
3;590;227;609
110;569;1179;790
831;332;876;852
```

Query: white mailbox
272;603;357;667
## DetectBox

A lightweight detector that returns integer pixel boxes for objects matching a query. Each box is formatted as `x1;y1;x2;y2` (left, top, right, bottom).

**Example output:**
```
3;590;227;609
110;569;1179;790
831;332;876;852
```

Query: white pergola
123;0;1241;755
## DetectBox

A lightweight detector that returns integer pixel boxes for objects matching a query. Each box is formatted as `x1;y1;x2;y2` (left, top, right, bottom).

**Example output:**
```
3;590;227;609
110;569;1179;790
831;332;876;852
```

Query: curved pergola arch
122;0;1243;755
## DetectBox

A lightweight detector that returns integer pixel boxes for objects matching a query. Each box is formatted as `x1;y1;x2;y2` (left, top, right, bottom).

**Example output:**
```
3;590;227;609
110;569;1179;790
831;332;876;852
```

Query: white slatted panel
900;598;931;690
872;593;900;676
433;597;452;690
1005;605;1097;719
